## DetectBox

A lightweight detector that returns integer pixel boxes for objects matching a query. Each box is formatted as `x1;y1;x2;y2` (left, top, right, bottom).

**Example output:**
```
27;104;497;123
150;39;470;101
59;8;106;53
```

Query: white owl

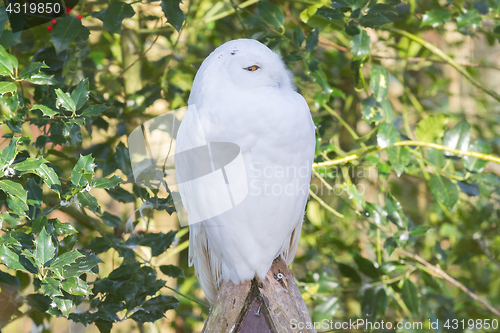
175;39;316;303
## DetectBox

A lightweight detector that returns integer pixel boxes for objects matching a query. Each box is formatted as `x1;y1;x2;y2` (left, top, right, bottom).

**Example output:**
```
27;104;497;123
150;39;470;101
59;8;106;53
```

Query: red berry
47;25;53;31
52;19;57;25
77;14;83;20
66;7;71;13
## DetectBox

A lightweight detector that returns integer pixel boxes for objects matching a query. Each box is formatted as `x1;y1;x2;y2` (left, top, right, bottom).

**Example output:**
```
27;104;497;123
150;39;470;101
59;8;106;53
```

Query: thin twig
309;189;344;218
384;26;500;102
397;248;500;317
372;55;500;71
204;0;259;23
313;140;500;168
163;285;210;309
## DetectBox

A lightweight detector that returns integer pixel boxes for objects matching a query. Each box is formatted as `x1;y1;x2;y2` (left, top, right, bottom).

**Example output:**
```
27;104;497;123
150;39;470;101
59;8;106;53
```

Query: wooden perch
202;258;316;333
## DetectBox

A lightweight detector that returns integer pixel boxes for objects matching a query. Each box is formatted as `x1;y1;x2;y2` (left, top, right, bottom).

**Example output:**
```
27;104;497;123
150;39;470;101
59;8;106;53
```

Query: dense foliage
1;0;500;332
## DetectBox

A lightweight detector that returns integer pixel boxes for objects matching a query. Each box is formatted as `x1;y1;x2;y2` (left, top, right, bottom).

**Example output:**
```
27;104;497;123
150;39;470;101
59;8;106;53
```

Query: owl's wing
188;223;221;304
175;108;223;304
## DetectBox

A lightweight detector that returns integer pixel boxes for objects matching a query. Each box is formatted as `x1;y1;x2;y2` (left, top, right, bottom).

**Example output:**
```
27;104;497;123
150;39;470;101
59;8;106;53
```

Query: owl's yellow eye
244;65;260;71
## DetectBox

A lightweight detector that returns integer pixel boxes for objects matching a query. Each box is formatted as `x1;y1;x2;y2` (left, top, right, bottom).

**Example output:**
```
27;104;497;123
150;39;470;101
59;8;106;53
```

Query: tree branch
384;26;500;102
397;249;500;318
313;140;500;168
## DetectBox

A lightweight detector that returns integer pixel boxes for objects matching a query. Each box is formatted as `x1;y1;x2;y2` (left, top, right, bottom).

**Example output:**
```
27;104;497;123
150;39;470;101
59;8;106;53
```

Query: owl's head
192;39;294;97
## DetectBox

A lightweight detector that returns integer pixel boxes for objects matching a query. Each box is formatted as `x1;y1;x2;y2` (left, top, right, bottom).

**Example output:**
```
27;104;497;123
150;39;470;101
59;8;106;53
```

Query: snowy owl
175;39;316;303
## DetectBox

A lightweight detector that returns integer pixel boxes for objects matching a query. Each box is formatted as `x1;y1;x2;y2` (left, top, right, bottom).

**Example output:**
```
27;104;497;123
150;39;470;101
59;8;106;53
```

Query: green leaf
7;195;28;216
27;294;52;312
0;179;27;202
257;1;285;27
443;119;471;155
426;148;445;168
337;263;361;283
457;9;482;32
52;220;78;237
364;202;388;226
394;231;409;247
55;88;76;112
50;251;84;270
71;154;95;187
0;136;19;169
0;44;14;74
350;30;370;60
409;225;432;236
34;227;55;267
25;72;57;85
25;178;43;207
385;195;409;229
51;16;83;54
0;81;16;95
101;211;122;228
40;277;63;296
130;296;178;323
305;28;319;53
420;9;453;28
160;265;184;278
464;140;491;173
94;175;122;189
421;270;441;291
94;2;136;35
106;186;135;203
61;277;92;296
416;114;448;143
31;104;57;118
19;62;49;79
161;0;185;32
362;96;383;123
81;105;108;117
62;254;102;278
52;297;73;316
32;216;48;234
36;163;61;194
386;146;411;177
1;212;21;228
384;237;397;256
293;25;304;47
316;7;344;21
401;279;420;316
77;192;100;213
140;231;177;257
0;244;30;272
71;78;89;110
377;122;400;148
429;174;459;210
12;158;46;172
354;254;380;279
0;271;20;287
370;65;389;102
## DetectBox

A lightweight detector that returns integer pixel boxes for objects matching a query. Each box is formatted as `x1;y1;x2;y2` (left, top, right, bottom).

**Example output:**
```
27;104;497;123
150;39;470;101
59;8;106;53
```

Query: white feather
176;39;315;303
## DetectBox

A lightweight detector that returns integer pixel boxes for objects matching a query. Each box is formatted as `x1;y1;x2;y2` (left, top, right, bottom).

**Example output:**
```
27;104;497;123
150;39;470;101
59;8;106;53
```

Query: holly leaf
429;174;459;209
161;0;185;32
55;88;76;112
94;2;136;35
51;17;83;54
34;227;55;267
71;78;89;110
351;30;370;60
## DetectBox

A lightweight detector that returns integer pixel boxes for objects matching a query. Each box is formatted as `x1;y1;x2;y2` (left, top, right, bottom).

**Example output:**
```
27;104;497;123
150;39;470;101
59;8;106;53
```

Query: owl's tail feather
189;224;222;304
280;222;303;265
